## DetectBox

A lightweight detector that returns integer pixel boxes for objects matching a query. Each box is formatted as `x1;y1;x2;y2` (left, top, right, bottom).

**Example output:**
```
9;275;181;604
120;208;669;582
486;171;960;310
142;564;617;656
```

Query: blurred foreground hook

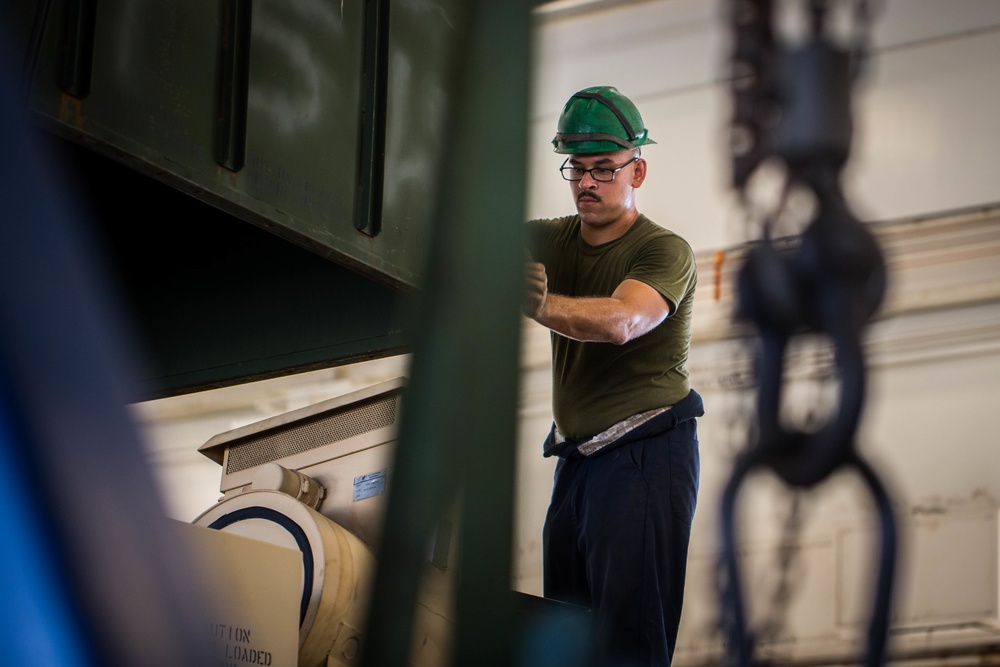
720;1;896;665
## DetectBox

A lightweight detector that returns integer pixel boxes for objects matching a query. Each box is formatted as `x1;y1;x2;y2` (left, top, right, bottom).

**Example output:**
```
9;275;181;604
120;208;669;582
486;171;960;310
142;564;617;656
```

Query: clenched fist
523;260;548;319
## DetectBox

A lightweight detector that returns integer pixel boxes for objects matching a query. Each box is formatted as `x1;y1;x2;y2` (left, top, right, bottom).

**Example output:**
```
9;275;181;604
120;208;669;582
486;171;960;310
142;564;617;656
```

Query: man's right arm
524;261;671;345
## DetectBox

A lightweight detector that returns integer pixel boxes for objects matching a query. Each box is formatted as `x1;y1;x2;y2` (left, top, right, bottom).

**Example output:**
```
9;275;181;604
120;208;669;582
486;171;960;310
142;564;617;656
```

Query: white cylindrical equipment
194;490;374;667
252;462;326;510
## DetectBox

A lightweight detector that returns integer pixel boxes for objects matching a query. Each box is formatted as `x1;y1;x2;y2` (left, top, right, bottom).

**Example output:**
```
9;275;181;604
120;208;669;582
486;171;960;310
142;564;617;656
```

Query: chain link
720;2;897;665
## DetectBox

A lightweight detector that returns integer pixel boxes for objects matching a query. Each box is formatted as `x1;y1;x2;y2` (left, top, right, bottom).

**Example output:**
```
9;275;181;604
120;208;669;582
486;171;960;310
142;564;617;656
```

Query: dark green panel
27;0;222;166
20;0;470;291
45;134;409;400
379;0;471;276
236;0;366;250
5;0;476;395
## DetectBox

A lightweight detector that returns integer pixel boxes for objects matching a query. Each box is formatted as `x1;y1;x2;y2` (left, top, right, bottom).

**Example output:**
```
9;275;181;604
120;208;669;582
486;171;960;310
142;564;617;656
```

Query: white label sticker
353;470;386;502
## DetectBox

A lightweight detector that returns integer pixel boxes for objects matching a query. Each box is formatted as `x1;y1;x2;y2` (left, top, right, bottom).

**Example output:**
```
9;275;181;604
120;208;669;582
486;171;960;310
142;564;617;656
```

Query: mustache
577;192;601;203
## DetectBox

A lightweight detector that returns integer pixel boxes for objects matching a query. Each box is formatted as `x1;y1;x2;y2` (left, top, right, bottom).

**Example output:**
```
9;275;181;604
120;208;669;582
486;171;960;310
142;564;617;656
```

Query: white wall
527;0;1000;252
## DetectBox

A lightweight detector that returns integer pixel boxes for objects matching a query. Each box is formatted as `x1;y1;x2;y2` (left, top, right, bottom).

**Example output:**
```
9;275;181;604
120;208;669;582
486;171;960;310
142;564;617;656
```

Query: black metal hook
723;179;894;666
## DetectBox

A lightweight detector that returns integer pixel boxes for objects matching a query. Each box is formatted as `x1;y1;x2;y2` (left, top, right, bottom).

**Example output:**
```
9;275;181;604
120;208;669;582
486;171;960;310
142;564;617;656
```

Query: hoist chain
719;1;897;666
753;493;805;649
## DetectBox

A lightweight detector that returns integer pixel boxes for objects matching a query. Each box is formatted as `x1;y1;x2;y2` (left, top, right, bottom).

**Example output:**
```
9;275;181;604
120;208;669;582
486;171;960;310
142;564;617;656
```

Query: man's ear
631;158;647;187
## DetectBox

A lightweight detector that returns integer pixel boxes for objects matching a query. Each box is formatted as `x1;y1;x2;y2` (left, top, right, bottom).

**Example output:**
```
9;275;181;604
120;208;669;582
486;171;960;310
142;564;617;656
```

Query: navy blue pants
542;390;702;666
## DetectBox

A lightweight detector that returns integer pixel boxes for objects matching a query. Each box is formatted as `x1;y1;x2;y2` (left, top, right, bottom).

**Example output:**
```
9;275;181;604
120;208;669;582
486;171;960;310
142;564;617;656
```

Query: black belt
543;388;704;460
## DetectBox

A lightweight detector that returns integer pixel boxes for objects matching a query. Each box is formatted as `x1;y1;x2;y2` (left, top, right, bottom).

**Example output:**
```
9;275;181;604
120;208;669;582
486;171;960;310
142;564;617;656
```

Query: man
523;86;704;666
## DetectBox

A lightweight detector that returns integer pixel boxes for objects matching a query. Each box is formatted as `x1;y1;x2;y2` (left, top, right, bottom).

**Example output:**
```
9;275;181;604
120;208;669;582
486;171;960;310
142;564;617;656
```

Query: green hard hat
552;86;656;154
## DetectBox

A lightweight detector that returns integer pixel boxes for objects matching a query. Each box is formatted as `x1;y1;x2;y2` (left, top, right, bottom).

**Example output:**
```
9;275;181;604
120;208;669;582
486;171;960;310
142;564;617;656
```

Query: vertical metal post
358;0;532;664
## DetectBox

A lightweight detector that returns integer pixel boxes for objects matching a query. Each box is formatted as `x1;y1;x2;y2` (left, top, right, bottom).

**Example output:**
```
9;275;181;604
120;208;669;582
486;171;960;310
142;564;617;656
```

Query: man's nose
578;171;599;188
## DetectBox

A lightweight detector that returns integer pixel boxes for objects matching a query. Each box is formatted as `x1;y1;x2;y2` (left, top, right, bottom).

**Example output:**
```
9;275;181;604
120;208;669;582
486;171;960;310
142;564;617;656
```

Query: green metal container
10;0;471;396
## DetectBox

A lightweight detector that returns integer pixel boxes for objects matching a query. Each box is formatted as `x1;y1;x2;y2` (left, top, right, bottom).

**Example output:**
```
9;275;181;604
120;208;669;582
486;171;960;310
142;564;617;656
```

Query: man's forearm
533;293;652;345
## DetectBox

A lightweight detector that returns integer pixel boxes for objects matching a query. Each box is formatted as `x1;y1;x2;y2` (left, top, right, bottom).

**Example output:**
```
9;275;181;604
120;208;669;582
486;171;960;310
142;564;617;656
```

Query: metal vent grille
225;391;400;474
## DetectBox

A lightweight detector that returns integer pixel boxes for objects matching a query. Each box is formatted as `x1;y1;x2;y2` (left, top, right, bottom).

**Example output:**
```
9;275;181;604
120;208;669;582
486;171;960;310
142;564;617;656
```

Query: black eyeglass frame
559;156;640;182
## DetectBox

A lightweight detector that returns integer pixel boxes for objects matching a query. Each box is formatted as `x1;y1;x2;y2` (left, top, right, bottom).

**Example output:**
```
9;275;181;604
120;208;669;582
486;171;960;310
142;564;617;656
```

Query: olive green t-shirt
526;214;697;439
